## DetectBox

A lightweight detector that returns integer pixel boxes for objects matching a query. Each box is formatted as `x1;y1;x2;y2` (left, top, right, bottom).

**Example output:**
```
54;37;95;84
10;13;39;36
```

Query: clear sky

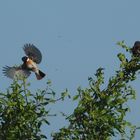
0;1;140;139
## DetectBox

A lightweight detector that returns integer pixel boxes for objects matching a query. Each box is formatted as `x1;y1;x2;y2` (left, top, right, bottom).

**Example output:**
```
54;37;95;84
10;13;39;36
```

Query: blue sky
0;1;140;139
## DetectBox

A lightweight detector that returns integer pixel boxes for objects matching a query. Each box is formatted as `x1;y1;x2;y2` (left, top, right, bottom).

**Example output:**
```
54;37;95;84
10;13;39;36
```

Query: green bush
52;41;140;140
0;41;140;140
0;79;52;140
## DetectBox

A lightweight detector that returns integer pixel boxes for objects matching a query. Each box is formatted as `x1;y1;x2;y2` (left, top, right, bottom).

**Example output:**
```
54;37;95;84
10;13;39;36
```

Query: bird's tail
35;70;46;80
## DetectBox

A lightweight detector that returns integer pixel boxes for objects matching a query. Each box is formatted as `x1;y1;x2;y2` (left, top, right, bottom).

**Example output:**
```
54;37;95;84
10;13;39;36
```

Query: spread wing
2;66;31;80
23;44;42;64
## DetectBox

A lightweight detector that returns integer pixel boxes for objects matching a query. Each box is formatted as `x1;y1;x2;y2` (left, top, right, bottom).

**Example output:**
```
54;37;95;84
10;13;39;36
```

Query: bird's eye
22;56;28;62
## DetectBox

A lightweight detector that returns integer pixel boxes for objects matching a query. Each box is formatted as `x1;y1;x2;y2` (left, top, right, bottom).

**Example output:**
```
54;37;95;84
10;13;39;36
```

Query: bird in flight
3;44;46;80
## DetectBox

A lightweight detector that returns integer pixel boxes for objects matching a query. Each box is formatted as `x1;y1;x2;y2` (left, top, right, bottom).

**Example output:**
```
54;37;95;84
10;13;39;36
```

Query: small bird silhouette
132;41;140;56
3;44;46;80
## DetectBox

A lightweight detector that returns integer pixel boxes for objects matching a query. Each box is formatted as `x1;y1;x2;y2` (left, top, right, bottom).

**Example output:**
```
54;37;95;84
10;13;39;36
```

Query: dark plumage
132;41;140;56
23;44;42;64
3;65;31;80
3;44;45;80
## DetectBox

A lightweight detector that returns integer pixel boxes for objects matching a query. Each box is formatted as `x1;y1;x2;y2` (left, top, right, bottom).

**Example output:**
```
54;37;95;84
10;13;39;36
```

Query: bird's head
22;56;28;62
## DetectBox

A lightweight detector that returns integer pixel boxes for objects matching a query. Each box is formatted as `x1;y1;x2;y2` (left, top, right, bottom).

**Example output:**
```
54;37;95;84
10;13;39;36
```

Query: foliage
52;41;140;140
0;79;54;140
0;41;140;140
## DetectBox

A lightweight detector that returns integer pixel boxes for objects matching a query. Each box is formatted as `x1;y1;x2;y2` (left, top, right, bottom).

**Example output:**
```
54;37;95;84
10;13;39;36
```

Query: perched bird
3;44;46;80
131;41;140;56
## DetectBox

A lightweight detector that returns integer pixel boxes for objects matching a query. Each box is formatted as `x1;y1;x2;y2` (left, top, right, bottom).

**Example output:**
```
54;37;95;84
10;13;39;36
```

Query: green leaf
73;95;80;101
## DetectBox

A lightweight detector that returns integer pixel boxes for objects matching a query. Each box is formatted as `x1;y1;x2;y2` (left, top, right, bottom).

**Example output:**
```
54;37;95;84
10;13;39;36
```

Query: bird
3;44;46;80
131;41;140;57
